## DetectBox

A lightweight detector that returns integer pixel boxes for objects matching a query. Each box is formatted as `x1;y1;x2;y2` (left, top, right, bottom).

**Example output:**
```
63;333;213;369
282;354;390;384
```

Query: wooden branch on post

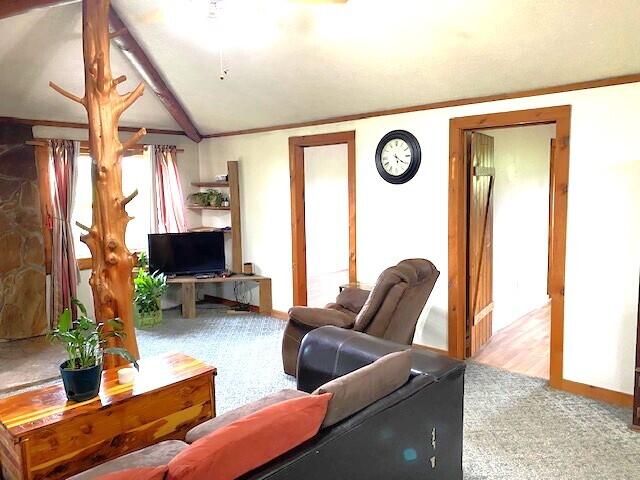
121;128;146;153
49;81;85;106
120;83;145;114
112;75;127;87
122;189;138;207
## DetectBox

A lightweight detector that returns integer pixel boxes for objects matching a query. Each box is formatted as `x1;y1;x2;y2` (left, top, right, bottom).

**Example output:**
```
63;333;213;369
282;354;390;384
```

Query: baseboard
270;310;288;321
556;379;633;407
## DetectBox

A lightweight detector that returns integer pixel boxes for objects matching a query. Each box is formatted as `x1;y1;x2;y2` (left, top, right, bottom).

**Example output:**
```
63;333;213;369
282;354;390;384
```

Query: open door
466;132;495;357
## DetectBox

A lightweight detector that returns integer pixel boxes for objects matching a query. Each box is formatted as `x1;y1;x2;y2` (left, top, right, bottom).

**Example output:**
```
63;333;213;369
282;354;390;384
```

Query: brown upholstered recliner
282;259;440;376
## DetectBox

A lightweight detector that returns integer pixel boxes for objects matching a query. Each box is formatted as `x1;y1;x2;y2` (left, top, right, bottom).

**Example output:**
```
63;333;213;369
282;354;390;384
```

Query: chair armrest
296;326;466;393
288;307;355;329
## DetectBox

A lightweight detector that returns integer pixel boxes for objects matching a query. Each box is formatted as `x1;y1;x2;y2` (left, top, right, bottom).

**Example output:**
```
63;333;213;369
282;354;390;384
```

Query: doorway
448;106;571;389
466;125;556;379
289;131;356;306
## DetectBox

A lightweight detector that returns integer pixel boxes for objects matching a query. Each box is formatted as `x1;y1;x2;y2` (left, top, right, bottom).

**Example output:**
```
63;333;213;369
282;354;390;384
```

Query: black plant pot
60;361;103;402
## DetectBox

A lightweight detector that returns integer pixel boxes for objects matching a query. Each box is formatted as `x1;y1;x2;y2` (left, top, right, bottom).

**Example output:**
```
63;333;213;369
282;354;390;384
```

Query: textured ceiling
0;3;179;130
1;0;639;135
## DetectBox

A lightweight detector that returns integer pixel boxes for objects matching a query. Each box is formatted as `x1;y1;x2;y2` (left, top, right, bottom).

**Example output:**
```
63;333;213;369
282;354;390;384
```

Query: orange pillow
95;466;168;480
167;393;332;480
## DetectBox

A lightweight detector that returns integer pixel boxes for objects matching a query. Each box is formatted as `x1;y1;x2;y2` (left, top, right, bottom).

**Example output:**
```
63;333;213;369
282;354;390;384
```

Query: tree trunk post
50;0;145;367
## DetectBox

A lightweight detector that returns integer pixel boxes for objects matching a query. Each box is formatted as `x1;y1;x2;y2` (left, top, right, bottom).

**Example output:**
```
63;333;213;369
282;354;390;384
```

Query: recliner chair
282;258;440;376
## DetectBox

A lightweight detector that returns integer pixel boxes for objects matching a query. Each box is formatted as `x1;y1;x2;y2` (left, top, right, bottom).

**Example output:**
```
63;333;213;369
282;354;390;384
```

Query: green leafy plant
48;299;138;370
136;250;149;270
189;189;223;207
134;269;168;315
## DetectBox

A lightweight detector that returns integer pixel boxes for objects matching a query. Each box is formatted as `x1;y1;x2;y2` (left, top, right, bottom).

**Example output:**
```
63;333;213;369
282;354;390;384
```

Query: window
71;149;154;259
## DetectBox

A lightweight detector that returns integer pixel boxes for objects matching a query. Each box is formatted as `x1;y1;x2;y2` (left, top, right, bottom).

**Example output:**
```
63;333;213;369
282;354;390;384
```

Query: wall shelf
188;161;242;272
187;205;231;211
191;181;229;188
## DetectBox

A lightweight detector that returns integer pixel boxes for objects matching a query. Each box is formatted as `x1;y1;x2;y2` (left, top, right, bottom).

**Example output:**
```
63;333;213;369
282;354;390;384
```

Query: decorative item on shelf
243;262;254;275
48;299;139;402
189;188;224;207
134;270;168;328
222;195;230;207
215;174;228;182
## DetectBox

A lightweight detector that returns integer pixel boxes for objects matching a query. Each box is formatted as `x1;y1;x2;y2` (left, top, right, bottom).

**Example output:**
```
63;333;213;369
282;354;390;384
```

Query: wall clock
375;130;421;184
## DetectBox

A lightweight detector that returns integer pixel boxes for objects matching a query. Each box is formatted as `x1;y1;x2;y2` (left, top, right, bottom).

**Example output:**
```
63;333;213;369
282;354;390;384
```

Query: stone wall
0;126;47;340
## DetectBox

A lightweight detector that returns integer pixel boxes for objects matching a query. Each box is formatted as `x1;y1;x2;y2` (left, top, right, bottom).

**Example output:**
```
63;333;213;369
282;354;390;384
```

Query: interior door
466;132;495;357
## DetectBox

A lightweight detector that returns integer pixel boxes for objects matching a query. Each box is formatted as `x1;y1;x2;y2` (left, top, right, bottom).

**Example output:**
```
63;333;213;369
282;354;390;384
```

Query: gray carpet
3;307;640;478
139;308;640;480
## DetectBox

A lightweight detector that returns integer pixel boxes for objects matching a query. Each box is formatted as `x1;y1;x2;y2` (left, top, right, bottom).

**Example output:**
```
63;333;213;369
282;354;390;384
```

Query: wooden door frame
289;130;356;306
448;105;571;389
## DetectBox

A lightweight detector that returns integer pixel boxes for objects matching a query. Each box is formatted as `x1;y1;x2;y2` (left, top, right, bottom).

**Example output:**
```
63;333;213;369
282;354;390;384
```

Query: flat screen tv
148;232;225;276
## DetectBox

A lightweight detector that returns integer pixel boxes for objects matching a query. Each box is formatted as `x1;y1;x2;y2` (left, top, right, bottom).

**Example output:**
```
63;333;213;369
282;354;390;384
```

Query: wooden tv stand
167;275;272;318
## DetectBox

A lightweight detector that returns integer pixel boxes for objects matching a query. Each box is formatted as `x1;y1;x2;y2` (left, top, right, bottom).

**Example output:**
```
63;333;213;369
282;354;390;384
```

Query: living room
0;1;639;479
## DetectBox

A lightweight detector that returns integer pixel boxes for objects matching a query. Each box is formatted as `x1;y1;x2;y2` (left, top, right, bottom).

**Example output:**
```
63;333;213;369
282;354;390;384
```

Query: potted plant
189;189;223;207
48;300;138;402
134;269;168;327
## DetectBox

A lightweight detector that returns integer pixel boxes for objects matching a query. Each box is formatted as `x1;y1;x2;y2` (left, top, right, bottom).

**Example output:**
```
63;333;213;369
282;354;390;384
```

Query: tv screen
148;232;225;275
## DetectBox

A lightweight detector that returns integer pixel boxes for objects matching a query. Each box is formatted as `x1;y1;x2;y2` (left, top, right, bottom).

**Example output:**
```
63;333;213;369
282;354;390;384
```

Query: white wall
487;124;555;332
33;126;200;319
198;82;640;395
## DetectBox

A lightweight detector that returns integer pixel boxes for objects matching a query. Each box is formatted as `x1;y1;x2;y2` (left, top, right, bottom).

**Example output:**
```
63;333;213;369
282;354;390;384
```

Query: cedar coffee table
0;352;216;480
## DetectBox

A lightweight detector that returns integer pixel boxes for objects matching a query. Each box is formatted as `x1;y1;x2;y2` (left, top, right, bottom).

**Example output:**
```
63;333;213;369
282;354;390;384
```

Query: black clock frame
375;130;421;184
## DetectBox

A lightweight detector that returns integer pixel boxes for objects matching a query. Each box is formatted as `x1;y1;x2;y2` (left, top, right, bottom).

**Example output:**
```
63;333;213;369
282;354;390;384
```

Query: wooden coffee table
0;352;216;480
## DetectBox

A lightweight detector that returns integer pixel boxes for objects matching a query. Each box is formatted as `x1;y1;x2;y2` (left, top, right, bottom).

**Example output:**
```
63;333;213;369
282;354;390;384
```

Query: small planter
60;361;103;402
136;306;163;328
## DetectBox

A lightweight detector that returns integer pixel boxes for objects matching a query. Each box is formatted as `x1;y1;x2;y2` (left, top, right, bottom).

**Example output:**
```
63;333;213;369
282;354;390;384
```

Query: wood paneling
0;116;184;136
108;6;202;143
0;352;216;480
448;106;571;394
289;131;356;306
203;74;640;139
467;132;494;356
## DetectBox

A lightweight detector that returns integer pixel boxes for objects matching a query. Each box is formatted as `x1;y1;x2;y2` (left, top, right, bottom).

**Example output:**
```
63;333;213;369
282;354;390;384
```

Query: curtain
153;145;187;233
49;139;80;325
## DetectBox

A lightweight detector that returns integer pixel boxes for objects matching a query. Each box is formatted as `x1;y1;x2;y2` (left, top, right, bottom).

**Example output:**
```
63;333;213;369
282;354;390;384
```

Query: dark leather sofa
70;326;465;480
246;326;465;479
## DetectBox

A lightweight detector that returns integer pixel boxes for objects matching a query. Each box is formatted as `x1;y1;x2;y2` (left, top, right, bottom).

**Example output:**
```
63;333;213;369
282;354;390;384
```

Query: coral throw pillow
168;393;332;480
95;466;168;480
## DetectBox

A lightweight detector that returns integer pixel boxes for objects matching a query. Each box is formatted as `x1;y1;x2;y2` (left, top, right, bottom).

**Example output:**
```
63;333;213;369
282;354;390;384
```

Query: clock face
381;138;412;176
375;130;421;184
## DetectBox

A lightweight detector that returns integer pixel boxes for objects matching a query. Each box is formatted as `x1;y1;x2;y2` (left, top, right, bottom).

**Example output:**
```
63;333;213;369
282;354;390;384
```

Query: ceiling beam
0;0;79;20
109;5;202;143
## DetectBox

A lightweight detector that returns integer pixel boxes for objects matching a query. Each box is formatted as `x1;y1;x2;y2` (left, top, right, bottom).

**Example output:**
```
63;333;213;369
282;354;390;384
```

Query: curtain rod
25;138;185;153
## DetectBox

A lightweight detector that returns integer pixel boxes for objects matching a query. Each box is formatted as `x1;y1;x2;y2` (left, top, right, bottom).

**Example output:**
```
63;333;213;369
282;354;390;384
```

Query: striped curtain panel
153;145;187;233
49;139;80;326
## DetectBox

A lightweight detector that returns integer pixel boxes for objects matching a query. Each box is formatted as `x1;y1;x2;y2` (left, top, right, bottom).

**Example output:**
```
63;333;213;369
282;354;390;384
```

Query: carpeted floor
2;307;640;478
